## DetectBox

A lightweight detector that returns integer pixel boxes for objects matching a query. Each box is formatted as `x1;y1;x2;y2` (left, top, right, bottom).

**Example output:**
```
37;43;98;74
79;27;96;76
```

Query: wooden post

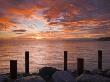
10;60;17;79
25;51;29;75
98;50;102;70
64;51;67;71
77;58;84;75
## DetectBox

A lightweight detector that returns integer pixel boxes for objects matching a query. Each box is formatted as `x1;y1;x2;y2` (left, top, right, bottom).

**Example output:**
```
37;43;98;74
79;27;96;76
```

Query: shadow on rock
39;67;59;81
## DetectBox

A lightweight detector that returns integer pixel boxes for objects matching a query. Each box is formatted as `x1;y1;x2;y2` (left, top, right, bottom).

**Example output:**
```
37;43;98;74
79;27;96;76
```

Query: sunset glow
0;0;110;39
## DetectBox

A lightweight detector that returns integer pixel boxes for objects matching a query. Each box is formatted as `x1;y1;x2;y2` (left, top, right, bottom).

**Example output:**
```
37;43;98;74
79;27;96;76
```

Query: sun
34;36;43;39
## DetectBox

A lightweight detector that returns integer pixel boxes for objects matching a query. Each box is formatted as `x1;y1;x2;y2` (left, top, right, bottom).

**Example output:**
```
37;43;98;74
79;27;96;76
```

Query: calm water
0;39;110;74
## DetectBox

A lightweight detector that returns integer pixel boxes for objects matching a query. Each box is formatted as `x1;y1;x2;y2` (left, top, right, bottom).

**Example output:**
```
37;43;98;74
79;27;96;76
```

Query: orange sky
0;0;110;39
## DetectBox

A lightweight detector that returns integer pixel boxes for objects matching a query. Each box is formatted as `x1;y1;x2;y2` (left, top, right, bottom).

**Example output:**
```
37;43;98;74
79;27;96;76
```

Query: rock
0;75;8;82
39;67;58;80
92;69;103;75
83;70;92;74
14;76;45;82
52;71;76;82
77;73;110;82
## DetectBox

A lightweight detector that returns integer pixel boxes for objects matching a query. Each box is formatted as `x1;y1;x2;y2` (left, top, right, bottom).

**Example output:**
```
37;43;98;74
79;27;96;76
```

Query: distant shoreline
97;37;110;41
0;36;110;41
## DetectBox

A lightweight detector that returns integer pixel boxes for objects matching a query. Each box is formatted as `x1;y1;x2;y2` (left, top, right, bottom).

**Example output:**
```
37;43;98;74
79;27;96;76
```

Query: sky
0;0;110;39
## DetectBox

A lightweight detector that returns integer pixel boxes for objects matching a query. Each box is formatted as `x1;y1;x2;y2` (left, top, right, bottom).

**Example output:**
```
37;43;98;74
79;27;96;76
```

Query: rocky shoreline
1;67;110;82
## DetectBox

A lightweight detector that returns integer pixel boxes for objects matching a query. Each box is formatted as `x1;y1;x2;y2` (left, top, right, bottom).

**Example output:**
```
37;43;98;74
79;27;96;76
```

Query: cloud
0;17;16;31
12;29;27;32
0;0;110;38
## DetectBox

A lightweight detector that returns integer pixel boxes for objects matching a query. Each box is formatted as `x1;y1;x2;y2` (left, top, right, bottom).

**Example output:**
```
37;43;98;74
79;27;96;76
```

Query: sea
0;39;110;74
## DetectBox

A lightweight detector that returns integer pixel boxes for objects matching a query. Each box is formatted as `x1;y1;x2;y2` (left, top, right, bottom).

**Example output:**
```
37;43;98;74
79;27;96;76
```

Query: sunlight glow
34;36;43;39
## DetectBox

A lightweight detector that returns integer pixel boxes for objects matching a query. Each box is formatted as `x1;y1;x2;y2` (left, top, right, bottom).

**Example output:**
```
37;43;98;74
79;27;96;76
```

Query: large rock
14;76;45;82
52;71;76;82
39;67;58;80
103;69;110;77
92;69;103;75
77;73;110;82
0;74;8;82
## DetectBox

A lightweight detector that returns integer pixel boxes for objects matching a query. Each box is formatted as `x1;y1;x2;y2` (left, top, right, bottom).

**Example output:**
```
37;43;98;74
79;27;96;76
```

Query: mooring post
98;50;102;70
77;58;84;75
64;51;68;71
10;60;17;79
25;51;29;75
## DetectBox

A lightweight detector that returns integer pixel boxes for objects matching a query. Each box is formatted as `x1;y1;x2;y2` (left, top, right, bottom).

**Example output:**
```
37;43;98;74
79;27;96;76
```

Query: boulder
14;76;45;82
104;69;110;77
39;67;58;80
77;73;110;82
52;71;76;82
0;75;8;82
92;69;103;75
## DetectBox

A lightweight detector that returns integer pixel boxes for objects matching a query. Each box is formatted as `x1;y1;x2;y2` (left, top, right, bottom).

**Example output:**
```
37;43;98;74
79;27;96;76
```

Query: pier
9;50;103;79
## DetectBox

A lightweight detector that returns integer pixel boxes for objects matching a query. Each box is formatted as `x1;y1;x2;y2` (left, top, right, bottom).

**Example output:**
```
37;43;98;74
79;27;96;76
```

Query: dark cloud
0;23;7;31
12;29;27;32
0;0;110;21
15;32;24;34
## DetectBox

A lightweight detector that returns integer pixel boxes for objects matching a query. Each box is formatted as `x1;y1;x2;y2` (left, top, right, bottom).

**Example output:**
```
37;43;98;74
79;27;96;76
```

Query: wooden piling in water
10;60;17;79
25;51;29;75
64;51;67;71
98;50;102;70
77;58;84;75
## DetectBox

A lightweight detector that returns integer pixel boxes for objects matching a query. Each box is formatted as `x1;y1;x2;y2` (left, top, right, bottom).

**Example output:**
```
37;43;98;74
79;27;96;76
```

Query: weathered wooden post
77;58;84;75
98;50;102;70
25;51;29;75
10;60;17;79
64;51;68;71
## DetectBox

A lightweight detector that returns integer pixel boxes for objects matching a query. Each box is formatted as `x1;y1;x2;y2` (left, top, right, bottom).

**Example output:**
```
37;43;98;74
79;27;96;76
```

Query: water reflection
0;40;110;74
